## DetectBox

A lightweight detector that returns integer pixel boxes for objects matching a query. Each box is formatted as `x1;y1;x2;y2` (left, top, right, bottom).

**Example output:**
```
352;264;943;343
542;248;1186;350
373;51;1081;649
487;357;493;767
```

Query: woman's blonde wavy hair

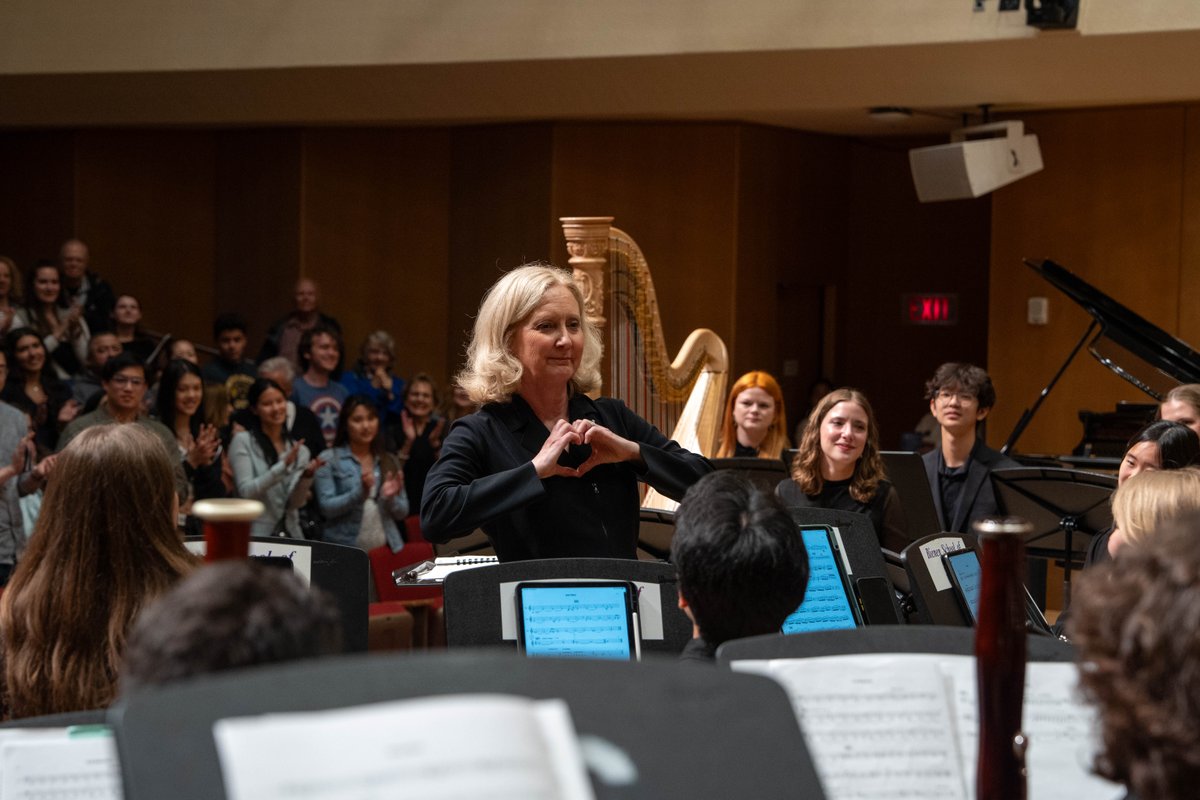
456;264;602;405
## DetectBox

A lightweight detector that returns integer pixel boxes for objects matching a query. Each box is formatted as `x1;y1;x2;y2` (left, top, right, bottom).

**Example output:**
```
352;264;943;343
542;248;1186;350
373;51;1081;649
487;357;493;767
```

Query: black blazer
922;439;1020;533
421;393;712;561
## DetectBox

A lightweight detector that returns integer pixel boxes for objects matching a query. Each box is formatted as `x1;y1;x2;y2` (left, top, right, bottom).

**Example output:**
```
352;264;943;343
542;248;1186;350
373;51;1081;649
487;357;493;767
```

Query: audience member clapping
229;378;323;538
388;372;444;515
57;239;116;335
120;561;341;692
0;424;197;719
14;261;90;380
292;324;348;450
340;330;405;427
157;358;226;513
2;327;78;454
315;395;407;553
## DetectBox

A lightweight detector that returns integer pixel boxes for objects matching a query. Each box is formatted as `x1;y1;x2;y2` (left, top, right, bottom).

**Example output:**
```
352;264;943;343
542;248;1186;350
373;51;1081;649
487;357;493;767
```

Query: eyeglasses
110;375;146;387
936;389;977;404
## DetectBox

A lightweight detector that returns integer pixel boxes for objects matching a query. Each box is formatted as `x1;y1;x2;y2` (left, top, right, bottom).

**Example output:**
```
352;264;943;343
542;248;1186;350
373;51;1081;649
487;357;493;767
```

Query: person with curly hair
776;388;909;551
120;561;341;692
1069;518;1200;800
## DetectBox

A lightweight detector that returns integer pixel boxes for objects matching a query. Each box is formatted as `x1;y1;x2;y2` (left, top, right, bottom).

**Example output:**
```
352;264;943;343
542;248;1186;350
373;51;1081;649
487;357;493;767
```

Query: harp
562;217;728;509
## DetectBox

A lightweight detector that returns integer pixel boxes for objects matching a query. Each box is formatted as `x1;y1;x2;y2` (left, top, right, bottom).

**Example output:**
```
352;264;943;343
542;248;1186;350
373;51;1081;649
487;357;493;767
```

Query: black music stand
989;467;1115;607
110;652;824;800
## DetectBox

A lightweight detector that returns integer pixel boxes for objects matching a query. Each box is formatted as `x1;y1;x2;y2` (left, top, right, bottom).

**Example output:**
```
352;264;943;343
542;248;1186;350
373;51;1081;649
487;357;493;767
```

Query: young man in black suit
922;362;1020;534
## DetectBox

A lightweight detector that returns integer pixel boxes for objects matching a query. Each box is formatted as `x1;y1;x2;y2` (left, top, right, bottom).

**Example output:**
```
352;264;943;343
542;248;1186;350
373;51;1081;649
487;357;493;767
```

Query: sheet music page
0;733;122;800
939;658;1124;800
214;694;595;800
735;654;968;800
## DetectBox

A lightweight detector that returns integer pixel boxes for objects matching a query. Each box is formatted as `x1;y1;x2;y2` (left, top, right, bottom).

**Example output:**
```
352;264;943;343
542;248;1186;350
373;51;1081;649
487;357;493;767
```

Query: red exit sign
903;294;958;325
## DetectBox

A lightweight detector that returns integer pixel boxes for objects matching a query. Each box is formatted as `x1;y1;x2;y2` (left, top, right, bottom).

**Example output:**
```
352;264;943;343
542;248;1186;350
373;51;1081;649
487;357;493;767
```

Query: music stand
989;467;1115;607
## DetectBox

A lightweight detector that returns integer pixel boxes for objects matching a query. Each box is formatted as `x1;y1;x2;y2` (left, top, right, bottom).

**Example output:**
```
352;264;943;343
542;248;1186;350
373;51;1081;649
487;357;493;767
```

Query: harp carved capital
561;216;612;327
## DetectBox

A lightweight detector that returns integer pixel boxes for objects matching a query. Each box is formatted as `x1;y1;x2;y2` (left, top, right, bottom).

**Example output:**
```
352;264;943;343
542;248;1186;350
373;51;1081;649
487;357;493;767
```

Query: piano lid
1026;258;1200;399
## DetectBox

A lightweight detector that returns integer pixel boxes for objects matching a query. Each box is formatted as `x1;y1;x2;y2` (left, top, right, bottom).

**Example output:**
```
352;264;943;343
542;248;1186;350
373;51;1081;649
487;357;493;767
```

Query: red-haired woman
714;371;790;459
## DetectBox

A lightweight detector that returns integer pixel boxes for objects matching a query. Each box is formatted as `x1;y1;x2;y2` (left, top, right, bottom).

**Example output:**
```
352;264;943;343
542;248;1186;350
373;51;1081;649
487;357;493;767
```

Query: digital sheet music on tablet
517;583;636;660
781;528;860;634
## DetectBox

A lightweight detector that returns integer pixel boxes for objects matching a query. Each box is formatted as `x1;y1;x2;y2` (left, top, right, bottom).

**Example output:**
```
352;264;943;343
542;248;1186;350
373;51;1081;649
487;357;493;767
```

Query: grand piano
1005;258;1200;459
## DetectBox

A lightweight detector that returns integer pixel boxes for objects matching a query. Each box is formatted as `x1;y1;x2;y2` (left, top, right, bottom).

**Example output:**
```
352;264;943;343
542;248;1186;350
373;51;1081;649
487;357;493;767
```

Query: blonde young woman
715;371;790;459
421;264;712;561
1106;467;1200;558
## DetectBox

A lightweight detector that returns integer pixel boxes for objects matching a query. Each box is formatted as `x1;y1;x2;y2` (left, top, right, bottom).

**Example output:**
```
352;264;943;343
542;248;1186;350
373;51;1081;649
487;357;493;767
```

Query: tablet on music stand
781;527;862;634
515;581;640;661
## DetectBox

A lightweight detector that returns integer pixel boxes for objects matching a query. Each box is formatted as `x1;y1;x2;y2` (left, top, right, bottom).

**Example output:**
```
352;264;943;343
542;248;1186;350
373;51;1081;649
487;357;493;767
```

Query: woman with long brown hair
714;370;790;459
0;424;197;719
776;388;909;551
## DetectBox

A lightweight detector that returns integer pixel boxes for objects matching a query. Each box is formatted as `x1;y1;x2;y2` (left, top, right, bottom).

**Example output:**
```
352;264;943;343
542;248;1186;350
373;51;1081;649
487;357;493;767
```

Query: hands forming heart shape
531;418;641;479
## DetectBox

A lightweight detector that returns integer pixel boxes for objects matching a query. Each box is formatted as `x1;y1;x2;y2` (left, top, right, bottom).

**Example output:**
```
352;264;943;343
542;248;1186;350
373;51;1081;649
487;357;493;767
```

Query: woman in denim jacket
315;395;407;552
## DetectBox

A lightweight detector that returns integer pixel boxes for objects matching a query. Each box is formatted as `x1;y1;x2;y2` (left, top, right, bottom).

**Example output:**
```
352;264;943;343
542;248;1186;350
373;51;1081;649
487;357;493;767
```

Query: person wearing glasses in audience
58;352;189;502
421;264;712;562
921;362;1019;534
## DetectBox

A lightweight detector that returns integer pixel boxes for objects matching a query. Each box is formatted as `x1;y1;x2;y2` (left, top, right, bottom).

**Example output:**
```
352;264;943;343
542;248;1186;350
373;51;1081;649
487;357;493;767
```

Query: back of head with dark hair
1127;420;1200;470
120;561;342;692
924;362;997;410
101;351;145;382
212;312;247;341
670;471;809;647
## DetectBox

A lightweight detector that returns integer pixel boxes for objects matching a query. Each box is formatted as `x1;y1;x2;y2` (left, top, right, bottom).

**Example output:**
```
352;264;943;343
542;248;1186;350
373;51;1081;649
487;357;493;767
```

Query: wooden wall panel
550;123;739;381
301;128;452;384
989;107;1186;456
843;139;992;449
447;124;555;386
214;130;302;352
74;131;216;345
1180;104;1200;347
0;132;76;275
737;124;850;425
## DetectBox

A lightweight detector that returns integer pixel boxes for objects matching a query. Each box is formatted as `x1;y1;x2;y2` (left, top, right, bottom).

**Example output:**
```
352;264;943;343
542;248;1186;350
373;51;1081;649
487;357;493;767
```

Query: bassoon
973;517;1030;800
